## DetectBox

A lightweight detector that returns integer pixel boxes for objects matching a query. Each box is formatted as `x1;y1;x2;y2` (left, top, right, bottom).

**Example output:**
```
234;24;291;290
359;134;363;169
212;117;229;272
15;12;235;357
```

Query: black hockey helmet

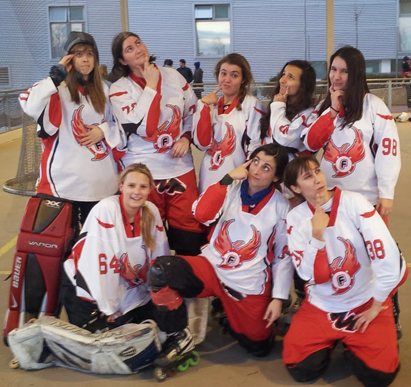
64;31;99;63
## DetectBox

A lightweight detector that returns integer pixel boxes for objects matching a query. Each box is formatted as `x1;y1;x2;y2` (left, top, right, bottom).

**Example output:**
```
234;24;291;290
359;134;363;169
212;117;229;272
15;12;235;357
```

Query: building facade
0;0;404;90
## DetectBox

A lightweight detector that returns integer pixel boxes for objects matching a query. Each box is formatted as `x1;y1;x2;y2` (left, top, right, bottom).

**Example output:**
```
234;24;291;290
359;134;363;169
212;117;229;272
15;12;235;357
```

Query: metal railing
1;78;410;196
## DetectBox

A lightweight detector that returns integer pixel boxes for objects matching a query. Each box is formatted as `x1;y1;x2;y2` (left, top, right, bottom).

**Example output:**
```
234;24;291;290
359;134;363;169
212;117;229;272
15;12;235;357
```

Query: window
399;0;411;53
49;6;85;59
0;67;10;87
310;61;327;80
195;4;230;57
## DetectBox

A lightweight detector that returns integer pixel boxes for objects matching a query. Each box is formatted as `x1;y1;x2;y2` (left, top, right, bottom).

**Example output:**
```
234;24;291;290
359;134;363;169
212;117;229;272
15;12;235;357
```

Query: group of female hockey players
9;30;407;386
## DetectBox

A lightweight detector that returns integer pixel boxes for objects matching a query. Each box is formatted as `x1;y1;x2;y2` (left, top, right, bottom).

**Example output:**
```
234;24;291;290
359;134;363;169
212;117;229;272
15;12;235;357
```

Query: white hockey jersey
268;102;314;152
64;196;170;316
19;77;125;202
109;67;197;179
302;93;401;205
287;188;407;313
192;179;293;299
193;95;265;193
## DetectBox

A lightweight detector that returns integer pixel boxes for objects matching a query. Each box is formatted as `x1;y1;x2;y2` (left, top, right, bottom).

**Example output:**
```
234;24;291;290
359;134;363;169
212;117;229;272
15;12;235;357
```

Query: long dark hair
66;43;107;115
111;31;156;77
249;143;290;191
317;45;369;127
260;60;316;139
214;53;254;111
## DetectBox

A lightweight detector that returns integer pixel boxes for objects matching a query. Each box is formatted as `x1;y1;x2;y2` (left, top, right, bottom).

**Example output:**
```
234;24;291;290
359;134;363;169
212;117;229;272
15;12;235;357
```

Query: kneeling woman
283;156;407;387
63;164;173;333
149;144;294;358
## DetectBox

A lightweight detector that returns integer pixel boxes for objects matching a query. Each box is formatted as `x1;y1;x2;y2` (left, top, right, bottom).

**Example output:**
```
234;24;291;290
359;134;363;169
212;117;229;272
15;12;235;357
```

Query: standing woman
19;31;125;224
301;46;401;220
283;156;407;386
109;32;204;256
260;60;316;153
193;53;265;193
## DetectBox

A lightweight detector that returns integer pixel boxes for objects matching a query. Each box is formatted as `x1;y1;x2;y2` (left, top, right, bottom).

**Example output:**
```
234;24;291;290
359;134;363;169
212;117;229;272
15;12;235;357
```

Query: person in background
193;61;204;99
163;59;173;68
177;59;193;83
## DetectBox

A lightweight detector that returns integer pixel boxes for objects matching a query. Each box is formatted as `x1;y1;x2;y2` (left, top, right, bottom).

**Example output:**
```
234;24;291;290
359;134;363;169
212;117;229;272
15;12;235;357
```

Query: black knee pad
286;347;331;382
228;328;274;357
149;256;204;298
167;225;207;256
345;349;400;387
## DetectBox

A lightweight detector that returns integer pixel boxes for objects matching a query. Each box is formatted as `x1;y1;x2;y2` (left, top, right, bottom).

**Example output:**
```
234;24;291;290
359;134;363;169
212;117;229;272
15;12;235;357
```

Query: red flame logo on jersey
142;104;181;153
323;126;365;178
207;122;236;170
214;219;261;269
330;237;361;295
72;105;109;161
119;251;149;288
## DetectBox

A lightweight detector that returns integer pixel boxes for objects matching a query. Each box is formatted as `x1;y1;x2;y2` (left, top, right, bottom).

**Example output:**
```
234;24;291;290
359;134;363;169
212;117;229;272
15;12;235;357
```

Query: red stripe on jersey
305;112;335;151
129;73;147;89
36;135;59;196
96;217;115;228
313;248;330;284
182;83;189;91
360;209;376;218
145;73;163;138
109;91;128;98
218;96;238;115
196;104;212;147
307;187;341;228
328;188;342;227
254;107;264;115
194;182;228;224
241;185;276;215
377;113;393;121
49;93;62;128
119;194;141;238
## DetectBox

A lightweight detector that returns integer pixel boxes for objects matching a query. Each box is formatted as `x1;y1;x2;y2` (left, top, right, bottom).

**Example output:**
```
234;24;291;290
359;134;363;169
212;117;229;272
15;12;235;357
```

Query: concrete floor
0;118;411;387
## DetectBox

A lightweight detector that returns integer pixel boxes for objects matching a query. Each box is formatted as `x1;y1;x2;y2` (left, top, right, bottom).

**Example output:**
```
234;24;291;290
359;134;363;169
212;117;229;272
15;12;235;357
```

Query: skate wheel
188;351;200;366
9;358;19;369
177;360;189;372
154;366;167;382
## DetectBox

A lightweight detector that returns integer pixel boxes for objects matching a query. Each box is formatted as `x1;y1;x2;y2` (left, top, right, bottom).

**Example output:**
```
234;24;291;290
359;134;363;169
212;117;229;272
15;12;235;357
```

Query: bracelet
330;106;339;113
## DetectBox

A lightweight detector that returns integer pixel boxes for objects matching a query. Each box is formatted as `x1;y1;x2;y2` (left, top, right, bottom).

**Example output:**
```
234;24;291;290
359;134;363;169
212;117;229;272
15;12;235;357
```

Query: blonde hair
66;43;107;115
119;164;156;251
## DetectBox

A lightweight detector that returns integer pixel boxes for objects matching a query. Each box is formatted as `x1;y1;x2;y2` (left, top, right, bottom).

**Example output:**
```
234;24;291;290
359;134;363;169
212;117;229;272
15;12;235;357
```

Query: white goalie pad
186;297;210;345
8;316;162;374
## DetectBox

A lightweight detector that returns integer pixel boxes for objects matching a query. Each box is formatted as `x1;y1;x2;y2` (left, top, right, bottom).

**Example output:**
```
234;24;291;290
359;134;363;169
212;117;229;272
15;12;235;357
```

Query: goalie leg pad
4;197;75;341
9;317;162;374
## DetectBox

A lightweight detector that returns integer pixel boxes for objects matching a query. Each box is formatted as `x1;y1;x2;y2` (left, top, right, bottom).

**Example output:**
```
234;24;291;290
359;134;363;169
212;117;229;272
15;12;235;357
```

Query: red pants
181;255;272;342
149;169;202;233
283;298;399;374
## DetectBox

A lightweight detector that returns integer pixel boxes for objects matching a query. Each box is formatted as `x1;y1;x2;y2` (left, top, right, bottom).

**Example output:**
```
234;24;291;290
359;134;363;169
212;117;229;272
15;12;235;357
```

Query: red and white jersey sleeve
270;102;314;151
192;95;265;193
301;94;400;204
110;67;197;179
19;78;123;201
287;188;406;313
194;180;293;298
64;196;170;316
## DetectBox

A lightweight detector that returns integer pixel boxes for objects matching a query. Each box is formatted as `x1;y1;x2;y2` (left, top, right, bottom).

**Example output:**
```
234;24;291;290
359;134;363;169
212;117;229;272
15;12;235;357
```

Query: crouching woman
282;156;407;387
